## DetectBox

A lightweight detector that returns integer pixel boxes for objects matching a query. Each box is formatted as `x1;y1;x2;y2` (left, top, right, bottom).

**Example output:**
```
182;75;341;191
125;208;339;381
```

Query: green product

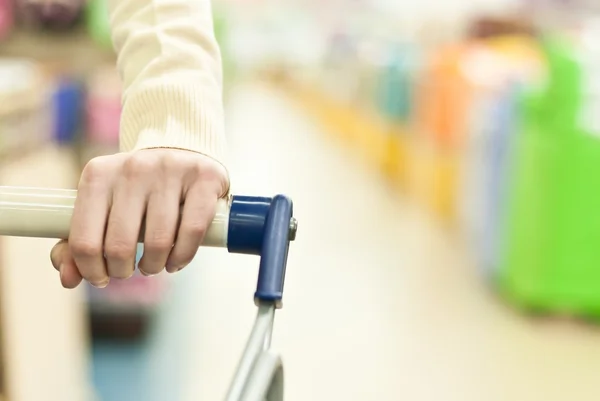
499;32;600;317
86;0;112;49
212;6;234;100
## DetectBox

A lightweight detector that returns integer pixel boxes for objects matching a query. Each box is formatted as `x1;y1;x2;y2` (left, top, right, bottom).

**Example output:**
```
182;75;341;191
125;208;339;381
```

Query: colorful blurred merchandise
414;43;473;151
87;271;168;313
376;42;418;125
412;42;476;222
0;0;14;41
320;31;361;107
499;26;600;317
481;37;544;279
52;76;85;145
415;34;541;152
85;0;111;49
373;42;419;186
213;3;235;93
455;36;544;269
410;33;545;225
354;42;383;115
87;245;169;340
480;83;521;279
467;16;535;41
85;66;121;150
16;0;84;30
0;58;53;157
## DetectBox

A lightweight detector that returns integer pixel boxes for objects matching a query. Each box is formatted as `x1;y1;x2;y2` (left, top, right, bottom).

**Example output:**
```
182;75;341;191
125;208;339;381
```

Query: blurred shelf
0;139;53;166
0;27;115;74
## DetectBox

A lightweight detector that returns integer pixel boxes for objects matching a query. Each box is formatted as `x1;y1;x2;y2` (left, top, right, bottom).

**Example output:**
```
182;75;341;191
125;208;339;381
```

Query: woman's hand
50;148;229;289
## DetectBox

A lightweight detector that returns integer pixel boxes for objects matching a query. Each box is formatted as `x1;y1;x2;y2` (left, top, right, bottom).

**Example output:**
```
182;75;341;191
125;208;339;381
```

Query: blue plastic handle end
227;194;294;307
227;195;272;256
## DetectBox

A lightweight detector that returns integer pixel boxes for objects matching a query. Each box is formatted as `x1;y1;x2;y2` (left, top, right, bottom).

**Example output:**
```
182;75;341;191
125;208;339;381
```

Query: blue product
53;78;84;144
482;82;520;279
459;83;497;266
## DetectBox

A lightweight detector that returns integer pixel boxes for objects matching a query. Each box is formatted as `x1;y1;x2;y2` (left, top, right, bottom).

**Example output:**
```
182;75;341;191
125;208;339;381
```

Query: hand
50;148;229;289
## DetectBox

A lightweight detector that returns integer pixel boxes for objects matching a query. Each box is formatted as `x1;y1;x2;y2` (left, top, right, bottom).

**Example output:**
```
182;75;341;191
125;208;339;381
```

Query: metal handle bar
0;186;296;306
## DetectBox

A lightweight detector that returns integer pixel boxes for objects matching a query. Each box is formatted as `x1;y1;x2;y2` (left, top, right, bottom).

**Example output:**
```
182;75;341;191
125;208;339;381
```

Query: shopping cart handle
0;186;296;307
229;194;295;307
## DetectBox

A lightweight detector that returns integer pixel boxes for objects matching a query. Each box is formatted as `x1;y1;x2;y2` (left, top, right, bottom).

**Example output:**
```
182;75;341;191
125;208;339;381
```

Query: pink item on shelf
87;96;121;146
88;270;169;309
0;0;14;40
86;67;122;147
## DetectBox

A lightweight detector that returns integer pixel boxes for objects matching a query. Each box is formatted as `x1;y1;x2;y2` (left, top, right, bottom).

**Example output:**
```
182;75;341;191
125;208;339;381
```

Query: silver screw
289;218;298;241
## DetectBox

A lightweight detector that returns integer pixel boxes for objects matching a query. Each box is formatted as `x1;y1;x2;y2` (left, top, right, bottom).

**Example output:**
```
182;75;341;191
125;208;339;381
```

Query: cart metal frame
0;186;297;401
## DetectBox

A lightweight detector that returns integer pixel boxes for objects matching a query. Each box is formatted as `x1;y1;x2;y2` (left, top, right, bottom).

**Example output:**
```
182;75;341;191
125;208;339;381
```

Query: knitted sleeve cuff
119;80;229;181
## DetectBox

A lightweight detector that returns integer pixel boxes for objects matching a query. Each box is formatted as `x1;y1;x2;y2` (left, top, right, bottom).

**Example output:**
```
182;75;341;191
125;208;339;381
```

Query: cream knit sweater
108;0;227;170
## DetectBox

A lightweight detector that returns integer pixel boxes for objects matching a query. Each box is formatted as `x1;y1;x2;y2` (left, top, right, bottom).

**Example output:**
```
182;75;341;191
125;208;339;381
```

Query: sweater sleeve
107;0;227;170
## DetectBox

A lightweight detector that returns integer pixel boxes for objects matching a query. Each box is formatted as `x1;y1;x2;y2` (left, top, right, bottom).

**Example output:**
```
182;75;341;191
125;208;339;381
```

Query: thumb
50;240;68;271
50;240;84;289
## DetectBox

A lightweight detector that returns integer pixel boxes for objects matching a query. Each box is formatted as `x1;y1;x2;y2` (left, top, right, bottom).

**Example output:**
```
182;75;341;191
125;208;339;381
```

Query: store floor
52;82;600;400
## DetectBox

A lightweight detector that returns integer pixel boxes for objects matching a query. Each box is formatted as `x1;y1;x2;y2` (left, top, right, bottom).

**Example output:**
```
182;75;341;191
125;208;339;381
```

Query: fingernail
166;264;182;273
59;264;65;280
139;268;155;277
91;278;110;288
51;252;61;271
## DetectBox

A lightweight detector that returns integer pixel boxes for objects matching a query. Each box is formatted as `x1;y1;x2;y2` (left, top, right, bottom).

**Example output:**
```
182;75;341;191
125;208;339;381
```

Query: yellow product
486;35;544;66
429;151;459;224
383;125;410;189
408;135;435;207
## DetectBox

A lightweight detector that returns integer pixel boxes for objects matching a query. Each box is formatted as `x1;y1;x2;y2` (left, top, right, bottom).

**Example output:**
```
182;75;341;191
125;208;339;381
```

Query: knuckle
190;158;204;175
70;238;102;259
182;160;204;182
145;236;173;253
104;241;135;261
145;226;175;252
183;221;208;238
123;153;156;178
160;150;181;170
80;157;109;185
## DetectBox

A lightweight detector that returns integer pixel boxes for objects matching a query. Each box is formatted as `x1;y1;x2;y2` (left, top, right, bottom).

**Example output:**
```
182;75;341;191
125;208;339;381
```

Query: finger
58;246;83;289
138;187;181;276
70;162;112;288
104;178;147;279
51;240;68;271
166;184;218;273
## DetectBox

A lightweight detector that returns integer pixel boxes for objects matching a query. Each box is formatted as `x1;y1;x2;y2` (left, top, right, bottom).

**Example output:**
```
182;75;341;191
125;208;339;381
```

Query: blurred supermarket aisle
2;2;600;401
6;77;600;401
152;81;600;401
5;75;600;401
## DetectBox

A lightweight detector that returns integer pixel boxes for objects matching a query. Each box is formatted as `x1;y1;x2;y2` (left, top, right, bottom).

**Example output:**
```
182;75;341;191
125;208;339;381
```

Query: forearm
107;0;227;168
